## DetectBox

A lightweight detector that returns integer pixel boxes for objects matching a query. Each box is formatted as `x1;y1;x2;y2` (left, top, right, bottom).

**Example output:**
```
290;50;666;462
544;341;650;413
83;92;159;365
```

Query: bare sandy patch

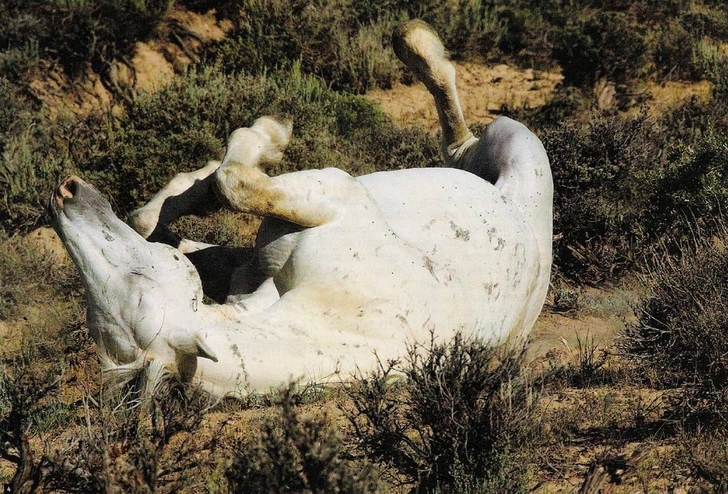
167;8;232;43
21;227;68;265
29;6;231;117
130;42;178;93
646;79;712;115
367;62;563;131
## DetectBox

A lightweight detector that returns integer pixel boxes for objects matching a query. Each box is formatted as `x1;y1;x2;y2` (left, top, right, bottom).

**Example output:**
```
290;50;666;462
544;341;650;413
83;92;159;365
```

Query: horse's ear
168;330;218;362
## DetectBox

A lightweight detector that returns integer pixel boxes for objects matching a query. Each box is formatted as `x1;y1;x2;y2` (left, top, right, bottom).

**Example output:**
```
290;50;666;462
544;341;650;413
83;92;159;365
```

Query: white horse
49;21;552;398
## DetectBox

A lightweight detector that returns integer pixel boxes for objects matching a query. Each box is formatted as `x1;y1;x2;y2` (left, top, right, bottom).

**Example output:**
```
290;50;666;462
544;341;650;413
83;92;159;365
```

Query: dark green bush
528;92;728;282
345;335;538;493
652;7;728;81
216;0;402;94
491;7;552;68
0;0;171;79
542;112;663;281
648;132;728;241
652;19;698;79
554;10;648;88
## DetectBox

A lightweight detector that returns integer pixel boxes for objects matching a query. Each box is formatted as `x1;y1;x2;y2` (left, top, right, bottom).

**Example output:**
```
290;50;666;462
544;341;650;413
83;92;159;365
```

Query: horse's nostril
61;176;79;198
59;175;83;198
54;175;84;209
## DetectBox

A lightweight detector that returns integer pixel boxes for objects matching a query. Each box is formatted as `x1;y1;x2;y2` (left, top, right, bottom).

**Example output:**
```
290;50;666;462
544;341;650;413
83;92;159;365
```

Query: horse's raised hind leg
129;116;296;248
392;20;476;165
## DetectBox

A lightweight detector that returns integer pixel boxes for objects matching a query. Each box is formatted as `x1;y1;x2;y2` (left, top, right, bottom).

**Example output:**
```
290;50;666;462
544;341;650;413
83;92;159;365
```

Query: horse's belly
360;168;541;341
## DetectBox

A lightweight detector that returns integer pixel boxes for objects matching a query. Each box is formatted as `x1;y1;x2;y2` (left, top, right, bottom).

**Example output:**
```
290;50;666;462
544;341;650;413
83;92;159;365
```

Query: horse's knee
223;116;292;168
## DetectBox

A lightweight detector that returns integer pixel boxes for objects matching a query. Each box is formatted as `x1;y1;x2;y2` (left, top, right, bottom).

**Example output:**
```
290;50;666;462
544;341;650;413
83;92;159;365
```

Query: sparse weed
569;331;610;388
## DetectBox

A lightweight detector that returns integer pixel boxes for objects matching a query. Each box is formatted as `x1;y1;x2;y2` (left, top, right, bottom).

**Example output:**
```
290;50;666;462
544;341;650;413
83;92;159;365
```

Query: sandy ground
367;62;564;131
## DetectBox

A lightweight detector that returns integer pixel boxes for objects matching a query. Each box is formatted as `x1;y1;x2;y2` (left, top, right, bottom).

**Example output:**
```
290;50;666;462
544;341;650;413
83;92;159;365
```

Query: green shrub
216;0;402;94
345;334;538;493
652;19;698;79
491;7;552;68
550;276;584;314
0;0;171;79
554;11;647;88
648;132;728;241
542;112;662;281
651;7;728;81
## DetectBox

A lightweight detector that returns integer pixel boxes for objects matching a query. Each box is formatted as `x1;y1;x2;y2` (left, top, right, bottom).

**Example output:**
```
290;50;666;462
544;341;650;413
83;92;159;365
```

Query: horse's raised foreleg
128;160;223;249
213;117;365;228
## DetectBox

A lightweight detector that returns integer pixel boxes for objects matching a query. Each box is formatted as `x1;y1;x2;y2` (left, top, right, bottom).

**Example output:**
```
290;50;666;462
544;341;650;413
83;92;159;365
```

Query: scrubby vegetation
345;336;539;492
4;0;728;491
621;232;728;421
226;383;381;493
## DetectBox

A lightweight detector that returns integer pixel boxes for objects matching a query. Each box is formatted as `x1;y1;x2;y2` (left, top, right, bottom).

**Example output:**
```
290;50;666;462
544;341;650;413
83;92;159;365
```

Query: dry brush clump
225;383;381;493
344;334;540;493
0;360;219;493
621;229;728;424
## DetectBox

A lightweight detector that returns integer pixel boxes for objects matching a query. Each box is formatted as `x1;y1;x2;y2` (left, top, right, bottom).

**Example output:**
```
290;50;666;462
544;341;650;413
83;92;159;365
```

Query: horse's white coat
49;21;553;398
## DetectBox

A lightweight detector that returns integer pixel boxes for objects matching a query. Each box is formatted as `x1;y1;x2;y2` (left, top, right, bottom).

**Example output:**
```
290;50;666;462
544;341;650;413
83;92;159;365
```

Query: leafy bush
541;112;663;281
216;0;560;92
652;19;698;79
226;383;380;493
554;10;647;88
345;335;538;493
648;132;728;240
490;6;552;68
525;93;728;283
